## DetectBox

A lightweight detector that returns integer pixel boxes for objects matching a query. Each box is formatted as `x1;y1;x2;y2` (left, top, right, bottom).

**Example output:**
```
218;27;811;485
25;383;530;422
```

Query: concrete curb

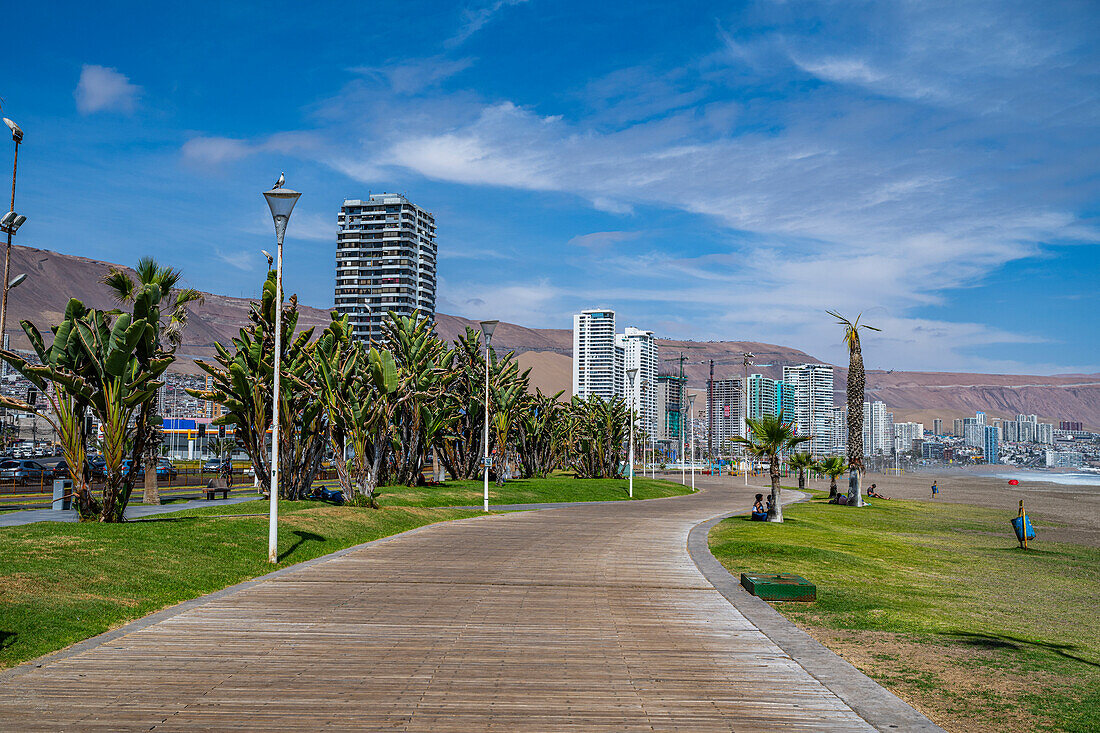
687;495;946;733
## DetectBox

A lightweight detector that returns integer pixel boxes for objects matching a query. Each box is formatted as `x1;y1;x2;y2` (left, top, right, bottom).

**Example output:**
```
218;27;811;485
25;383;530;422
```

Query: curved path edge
687;505;947;733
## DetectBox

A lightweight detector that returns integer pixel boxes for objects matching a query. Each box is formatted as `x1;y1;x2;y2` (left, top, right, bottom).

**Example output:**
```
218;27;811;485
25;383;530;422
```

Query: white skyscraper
573;310;622;401
617;326;658;437
335;194;437;343
862;400;893;457
782;364;834;458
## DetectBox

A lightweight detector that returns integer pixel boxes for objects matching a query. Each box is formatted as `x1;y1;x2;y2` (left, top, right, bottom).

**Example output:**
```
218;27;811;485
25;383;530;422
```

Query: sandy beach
799;468;1100;547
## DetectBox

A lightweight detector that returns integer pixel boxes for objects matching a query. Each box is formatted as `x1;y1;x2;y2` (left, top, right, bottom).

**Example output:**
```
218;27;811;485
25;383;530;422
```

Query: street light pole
480;320;498;512
627;367;638;499
1;117;24;342
689;394;696;491
263;179;300;563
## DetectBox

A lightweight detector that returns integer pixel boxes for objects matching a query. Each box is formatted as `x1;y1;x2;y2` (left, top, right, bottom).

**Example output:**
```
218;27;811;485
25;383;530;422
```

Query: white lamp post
480;320;498;512
689;394;696;491
1;117;25;343
626;367;638;499
263;179;300;563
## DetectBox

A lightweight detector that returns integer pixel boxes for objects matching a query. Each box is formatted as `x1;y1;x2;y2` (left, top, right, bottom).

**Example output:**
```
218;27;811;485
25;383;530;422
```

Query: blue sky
2;0;1098;374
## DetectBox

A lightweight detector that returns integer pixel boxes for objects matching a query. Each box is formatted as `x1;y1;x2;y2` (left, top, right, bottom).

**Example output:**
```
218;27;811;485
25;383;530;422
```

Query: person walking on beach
931;481;939;498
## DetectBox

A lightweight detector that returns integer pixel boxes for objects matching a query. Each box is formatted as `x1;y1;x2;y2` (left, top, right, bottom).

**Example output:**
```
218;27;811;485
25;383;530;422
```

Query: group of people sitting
829;482;890;504
751;493;771;521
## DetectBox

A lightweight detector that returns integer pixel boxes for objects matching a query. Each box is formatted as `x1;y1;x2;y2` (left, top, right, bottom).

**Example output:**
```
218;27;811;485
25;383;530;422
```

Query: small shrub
345;493;378;509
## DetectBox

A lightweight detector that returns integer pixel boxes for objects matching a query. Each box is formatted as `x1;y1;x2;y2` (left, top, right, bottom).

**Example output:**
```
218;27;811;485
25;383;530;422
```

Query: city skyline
2;1;1099;375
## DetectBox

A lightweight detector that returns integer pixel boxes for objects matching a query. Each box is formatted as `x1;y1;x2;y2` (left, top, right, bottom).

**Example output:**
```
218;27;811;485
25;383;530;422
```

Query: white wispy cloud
75;65;141;115
446;0;530;48
178;1;1100;372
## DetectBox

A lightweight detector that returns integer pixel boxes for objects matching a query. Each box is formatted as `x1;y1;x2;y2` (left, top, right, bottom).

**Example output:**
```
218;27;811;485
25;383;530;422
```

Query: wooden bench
203;478;230;500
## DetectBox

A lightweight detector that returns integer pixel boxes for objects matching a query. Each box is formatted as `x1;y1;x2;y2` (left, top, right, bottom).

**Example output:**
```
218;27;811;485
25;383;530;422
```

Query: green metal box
740;572;816;602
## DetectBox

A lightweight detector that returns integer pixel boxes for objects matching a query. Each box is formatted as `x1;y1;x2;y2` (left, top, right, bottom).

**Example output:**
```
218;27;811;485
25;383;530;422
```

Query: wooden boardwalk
0;481;881;731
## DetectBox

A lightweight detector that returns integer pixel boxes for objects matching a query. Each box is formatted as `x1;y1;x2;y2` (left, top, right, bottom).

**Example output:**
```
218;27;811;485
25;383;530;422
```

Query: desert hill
4;245;1098;428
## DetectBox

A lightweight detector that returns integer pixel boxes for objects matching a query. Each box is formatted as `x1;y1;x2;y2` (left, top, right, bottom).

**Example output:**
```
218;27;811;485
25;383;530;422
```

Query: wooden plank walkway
0;481;878;731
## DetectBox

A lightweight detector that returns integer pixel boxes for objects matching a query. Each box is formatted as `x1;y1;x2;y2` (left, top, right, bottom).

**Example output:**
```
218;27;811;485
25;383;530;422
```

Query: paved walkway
0;494;262;527
0;479;940;731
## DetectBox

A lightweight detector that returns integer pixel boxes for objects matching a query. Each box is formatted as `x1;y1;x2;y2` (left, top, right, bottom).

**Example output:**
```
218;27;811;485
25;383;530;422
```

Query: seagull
272;172;285;190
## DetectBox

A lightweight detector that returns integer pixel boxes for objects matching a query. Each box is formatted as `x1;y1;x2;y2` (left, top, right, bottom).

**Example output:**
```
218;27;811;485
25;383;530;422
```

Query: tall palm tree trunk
846;342;866;508
141;399;161;505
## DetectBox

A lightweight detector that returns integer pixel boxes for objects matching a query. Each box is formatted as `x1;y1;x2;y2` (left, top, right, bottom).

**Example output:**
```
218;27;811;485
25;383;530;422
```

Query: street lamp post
480;320;498;512
1;117;25;342
689;394;696;491
262;179;301;563
627;367;638;499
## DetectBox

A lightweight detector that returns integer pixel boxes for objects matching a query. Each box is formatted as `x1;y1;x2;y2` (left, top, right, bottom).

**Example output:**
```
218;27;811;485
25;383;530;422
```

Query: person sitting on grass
751;494;768;521
867;483;889;499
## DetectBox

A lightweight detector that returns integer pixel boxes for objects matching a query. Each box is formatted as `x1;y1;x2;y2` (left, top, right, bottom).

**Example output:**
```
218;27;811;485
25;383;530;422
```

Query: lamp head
8;273;26;289
3;118;22;143
626;367;639;379
480;319;499;342
263;186;301;221
261;249;273;267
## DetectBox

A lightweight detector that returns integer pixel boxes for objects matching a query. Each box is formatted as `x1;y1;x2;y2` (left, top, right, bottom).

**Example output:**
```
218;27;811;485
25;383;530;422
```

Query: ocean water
990;470;1100;487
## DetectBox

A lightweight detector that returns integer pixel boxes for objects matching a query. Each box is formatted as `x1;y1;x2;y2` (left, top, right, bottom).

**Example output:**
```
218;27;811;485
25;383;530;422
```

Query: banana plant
0;299;95;517
1;298;169;522
315;314;401;504
189;271;321;500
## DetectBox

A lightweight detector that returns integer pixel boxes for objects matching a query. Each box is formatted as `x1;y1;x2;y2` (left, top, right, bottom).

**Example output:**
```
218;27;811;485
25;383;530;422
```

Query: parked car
87;456;107;481
156;459;178;479
202;457;227;473
1;459;49;486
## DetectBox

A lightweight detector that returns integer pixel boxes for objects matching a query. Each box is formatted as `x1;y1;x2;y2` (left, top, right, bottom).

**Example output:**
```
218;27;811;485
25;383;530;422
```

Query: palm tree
826;310;880;508
103;258;204;504
732;411;811;522
816;455;847;499
788;452;815;491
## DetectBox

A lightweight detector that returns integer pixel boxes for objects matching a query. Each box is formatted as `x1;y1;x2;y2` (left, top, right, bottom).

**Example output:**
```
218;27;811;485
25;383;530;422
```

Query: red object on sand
1008;479;1019;485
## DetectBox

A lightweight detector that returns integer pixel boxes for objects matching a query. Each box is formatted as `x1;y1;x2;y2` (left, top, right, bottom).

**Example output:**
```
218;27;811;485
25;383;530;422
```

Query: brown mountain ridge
4;244;1098;429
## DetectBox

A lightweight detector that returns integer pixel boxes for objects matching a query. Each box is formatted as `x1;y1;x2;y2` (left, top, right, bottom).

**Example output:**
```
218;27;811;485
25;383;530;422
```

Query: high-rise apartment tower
782;364;834;458
572;310;623;401
335;194;437;343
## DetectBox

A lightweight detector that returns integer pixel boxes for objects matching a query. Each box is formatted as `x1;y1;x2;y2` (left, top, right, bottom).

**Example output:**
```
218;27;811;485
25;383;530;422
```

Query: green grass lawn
709;494;1100;733
374;472;692;507
0;500;479;669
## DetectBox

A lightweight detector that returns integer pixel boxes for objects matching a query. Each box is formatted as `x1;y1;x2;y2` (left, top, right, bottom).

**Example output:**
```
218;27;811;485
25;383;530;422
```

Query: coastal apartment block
335;194;437;343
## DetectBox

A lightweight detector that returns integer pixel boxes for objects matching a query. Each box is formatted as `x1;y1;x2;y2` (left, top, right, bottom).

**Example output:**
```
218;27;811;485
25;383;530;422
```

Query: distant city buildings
572;310;658;437
933;418;943;436
655;374;685;446
782;364;834;458
617;326;659;437
982;425;999;464
708;378;743;454
894;422;924;455
863;400;893;457
335;193;438;343
1045;449;1084;468
572;310;622;402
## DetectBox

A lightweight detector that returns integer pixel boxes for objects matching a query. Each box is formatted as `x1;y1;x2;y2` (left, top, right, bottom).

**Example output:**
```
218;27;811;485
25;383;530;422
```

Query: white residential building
831;405;848;455
782;363;834;458
617;326;659;437
572;310;622;401
862;400;893;457
893;422;924;454
335;194;437;343
707;378;743;455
